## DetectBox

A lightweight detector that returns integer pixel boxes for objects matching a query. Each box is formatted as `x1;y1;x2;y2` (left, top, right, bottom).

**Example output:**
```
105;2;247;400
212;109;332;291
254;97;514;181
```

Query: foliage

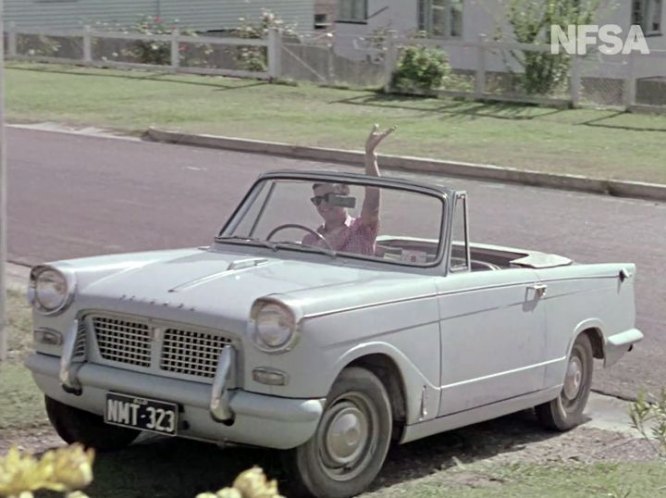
95;16;212;66
0;444;94;498
230;10;297;72
630;387;666;457
196;467;284;498
502;0;599;95
391;45;452;93
17;35;61;58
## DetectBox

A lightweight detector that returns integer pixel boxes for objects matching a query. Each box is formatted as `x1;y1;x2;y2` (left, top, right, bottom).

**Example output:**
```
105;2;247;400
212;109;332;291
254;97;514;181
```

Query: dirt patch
0;426;64;455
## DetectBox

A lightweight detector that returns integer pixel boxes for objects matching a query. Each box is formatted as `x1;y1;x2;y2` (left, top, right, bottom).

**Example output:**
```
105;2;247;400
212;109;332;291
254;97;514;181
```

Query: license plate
105;393;178;436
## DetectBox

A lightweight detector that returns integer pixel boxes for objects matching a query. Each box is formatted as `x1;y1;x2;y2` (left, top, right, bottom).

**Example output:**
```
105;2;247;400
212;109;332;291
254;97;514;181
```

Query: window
418;0;463;38
633;0;662;35
337;0;368;23
449;194;469;272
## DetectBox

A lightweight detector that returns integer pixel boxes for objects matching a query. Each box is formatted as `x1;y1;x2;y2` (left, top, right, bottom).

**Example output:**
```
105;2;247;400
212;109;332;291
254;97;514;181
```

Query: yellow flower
0;446;55;496
44;444;95;490
232;467;283;498
198;467;283;498
0;444;94;497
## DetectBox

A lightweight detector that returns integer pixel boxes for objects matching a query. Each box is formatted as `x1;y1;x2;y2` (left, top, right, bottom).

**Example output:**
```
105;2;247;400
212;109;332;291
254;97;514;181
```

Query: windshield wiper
216;236;277;251
273;240;337;259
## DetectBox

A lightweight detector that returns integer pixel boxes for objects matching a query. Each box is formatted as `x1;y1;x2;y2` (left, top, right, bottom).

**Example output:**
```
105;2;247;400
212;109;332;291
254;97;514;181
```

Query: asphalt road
6;126;665;399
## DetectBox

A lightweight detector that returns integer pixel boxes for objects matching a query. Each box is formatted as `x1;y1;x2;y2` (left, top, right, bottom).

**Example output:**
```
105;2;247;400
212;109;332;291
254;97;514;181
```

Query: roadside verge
146;128;666;203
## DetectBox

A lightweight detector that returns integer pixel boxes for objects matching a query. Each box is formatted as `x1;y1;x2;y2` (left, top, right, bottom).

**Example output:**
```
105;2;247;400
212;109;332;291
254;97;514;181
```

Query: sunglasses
310;193;333;206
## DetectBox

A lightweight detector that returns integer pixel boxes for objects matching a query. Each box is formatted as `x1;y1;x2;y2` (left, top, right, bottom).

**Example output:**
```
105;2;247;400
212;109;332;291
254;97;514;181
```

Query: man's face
312;184;346;223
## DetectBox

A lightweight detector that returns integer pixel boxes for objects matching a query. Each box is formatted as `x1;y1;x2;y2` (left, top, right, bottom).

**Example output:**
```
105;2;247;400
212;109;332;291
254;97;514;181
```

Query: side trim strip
440;357;566;391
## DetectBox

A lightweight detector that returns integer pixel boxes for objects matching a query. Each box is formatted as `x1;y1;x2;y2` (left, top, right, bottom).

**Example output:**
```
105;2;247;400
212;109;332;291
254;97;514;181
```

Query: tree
502;0;600;95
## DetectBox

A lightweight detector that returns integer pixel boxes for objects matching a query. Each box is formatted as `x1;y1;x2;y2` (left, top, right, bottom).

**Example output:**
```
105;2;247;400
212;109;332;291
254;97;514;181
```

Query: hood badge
119;294;190;310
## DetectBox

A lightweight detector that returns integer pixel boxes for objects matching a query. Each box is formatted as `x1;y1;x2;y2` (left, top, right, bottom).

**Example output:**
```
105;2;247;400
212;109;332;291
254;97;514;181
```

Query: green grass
366;462;666;498
6;62;666;184
0;290;49;430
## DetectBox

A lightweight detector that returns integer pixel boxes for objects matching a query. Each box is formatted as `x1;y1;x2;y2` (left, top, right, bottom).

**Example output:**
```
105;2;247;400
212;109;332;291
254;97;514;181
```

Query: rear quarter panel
536;263;637;387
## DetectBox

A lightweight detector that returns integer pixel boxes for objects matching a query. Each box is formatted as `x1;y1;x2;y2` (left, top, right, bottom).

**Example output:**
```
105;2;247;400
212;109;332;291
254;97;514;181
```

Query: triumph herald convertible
25;170;643;498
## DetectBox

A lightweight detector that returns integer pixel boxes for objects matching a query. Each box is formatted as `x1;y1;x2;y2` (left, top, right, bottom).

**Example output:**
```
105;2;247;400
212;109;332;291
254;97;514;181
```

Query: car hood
69;247;430;327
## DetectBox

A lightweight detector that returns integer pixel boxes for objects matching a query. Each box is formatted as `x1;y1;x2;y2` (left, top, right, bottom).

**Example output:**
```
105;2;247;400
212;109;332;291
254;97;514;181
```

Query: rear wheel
45;396;140;451
283;367;393;498
536;334;593;431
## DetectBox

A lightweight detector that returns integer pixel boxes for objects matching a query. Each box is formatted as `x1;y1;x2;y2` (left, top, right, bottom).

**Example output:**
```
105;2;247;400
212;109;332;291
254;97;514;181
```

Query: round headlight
254;303;296;352
31;268;73;314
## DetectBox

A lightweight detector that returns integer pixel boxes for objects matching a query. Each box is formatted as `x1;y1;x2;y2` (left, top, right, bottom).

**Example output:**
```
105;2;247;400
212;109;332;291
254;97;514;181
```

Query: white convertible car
25;171;642;498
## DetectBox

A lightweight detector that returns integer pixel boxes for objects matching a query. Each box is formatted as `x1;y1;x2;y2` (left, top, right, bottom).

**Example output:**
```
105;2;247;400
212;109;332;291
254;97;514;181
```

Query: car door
435;269;548;416
435;194;548;416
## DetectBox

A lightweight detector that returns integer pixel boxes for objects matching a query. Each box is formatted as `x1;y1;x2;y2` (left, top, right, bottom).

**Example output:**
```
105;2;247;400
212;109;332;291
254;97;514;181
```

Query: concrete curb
146;128;666;203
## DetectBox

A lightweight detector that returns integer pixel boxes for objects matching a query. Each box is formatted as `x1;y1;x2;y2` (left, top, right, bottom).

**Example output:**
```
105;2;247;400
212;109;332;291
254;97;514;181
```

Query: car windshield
218;178;445;266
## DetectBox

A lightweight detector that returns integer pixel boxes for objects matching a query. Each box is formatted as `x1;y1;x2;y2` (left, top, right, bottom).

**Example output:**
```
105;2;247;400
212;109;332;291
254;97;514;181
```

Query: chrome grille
161;328;232;378
92;316;151;367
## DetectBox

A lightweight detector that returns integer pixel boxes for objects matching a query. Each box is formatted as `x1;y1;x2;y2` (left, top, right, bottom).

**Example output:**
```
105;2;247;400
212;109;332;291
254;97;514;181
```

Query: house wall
3;0;315;33
334;0;417;61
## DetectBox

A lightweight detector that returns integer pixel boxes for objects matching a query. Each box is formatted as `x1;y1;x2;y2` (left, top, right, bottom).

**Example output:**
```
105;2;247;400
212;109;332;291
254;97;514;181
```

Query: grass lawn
5;62;666;184
366;461;666;498
0;290;49;430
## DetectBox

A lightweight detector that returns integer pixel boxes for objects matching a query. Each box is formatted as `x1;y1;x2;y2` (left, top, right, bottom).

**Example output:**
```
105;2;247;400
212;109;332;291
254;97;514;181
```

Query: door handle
528;284;548;298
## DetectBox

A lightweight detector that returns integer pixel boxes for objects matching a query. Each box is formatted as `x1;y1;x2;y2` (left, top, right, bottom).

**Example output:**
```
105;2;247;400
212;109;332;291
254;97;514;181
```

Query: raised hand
365;124;396;155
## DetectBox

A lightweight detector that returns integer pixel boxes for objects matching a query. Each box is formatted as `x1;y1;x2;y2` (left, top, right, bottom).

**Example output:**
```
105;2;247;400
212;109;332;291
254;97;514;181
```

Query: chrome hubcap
323;402;369;467
563;356;583;400
317;393;378;482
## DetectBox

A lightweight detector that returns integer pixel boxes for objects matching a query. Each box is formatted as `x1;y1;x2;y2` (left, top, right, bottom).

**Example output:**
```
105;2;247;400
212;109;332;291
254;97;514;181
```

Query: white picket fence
5;24;281;80
4;24;666;112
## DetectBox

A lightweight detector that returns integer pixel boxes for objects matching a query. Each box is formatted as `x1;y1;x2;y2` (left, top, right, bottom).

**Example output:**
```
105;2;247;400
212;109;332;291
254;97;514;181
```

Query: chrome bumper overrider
210;346;235;422
59;320;83;394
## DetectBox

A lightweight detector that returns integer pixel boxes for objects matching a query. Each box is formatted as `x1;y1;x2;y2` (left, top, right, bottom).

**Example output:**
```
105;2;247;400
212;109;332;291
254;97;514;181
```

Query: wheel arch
573;319;605;360
347;353;407;441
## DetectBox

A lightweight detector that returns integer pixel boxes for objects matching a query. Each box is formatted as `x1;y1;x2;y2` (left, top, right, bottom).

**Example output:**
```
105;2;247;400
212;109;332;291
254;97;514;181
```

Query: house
333;0;666;77
3;0;315;33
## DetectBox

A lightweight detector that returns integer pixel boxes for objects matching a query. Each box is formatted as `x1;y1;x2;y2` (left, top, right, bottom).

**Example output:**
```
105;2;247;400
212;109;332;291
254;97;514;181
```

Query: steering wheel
266;224;335;252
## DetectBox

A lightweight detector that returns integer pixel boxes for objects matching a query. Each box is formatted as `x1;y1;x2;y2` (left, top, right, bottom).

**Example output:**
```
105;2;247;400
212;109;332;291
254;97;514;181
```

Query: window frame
337;0;369;24
418;0;464;39
632;0;662;36
448;192;470;273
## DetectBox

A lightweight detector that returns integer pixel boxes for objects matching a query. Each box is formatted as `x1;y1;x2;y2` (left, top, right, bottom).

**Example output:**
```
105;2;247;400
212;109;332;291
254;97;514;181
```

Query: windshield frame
216;171;451;270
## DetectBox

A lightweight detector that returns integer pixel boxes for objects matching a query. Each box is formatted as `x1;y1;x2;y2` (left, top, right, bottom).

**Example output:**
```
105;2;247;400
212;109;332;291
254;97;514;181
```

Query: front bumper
25;353;324;450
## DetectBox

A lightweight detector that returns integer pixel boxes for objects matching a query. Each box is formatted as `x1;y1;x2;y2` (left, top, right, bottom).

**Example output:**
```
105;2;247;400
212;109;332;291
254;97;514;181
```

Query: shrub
128;15;173;65
630;387;666;457
17;34;61;58
391;45;451;93
502;0;599;95
96;15;212;67
230;10;297;72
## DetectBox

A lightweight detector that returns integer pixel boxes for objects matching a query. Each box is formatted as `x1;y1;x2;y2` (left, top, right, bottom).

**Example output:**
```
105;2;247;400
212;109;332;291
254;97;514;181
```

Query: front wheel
283;367;393;498
536;333;594;431
45;396;140;451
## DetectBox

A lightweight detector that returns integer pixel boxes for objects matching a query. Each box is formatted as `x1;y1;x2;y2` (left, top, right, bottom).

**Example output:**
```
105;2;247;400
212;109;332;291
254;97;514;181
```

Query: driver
302;124;395;255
